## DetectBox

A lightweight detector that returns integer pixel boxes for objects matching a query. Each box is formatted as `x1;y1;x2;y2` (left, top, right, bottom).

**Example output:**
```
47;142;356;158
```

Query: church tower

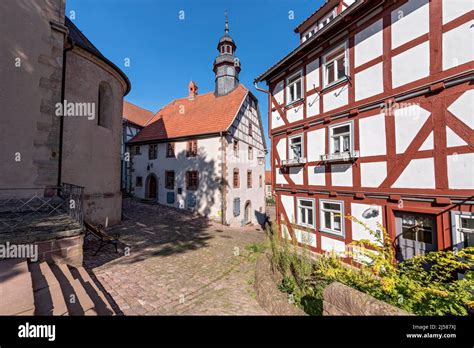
213;15;241;96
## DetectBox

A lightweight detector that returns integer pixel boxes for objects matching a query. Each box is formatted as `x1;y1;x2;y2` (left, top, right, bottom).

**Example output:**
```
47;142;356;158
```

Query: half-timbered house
255;0;473;261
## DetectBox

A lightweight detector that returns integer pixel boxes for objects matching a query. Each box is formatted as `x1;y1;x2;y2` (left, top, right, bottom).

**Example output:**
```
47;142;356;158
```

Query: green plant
268;217;474;316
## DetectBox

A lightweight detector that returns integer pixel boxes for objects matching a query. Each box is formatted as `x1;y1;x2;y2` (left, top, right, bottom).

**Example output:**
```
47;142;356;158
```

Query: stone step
50;263;97;315
0;259;35;315
29;262;68;316
69;266;115;315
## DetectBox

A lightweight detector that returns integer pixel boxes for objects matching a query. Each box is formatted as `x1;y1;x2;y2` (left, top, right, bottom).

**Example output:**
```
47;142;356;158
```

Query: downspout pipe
219;131;226;225
58;39;75;188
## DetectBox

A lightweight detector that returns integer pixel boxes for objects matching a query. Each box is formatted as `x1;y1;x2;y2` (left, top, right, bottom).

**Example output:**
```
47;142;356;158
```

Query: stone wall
254;253;307;315
323;282;411;316
35;234;84;268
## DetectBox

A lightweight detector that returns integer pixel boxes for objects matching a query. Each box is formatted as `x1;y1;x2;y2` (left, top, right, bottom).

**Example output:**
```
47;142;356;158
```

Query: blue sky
66;0;324;168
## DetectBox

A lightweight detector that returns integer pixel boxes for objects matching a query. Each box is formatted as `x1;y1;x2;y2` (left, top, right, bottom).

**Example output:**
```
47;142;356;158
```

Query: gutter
219;131;227;225
57;40;75;187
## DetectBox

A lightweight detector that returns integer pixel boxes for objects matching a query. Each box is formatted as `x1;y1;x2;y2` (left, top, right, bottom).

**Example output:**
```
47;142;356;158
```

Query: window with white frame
318;9;336;30
286;71;302;104
289;134;303;160
330;122;353;154
297;198;315;228
323;44;347;87
320;200;344;236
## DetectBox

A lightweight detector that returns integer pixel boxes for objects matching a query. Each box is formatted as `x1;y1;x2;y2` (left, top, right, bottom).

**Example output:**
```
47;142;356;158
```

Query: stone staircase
0;259;115;316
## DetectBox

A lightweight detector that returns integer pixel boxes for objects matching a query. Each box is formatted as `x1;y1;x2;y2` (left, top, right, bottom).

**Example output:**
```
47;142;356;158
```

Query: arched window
97;81;113;128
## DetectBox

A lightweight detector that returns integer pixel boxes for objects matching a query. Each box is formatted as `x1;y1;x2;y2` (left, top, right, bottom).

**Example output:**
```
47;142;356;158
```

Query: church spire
213;14;241;96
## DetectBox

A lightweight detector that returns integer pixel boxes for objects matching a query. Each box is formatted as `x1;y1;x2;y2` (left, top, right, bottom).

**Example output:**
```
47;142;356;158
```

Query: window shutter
233;198;240;217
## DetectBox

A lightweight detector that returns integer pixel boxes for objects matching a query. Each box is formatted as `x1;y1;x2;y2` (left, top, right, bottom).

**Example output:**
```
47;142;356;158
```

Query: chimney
188;81;198;99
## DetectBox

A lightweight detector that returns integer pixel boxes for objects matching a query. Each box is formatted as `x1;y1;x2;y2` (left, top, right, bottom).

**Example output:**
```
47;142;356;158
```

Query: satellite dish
362;205;379;219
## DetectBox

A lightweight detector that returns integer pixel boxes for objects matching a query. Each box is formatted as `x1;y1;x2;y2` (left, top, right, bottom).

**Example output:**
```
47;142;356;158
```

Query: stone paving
83;198;269;315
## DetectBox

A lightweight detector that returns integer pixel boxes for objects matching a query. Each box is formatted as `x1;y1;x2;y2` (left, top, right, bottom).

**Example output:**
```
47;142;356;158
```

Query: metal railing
0;183;84;232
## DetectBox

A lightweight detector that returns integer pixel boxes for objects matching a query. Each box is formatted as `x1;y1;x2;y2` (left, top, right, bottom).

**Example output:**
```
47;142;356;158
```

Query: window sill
285;98;304;109
319;228;344;239
321;76;349;92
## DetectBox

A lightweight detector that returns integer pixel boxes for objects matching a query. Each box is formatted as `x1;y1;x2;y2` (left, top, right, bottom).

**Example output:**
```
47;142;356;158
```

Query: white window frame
319;199;345;236
318;8;337;30
297;198;316;228
286;70;303;105
329;121;354;155
288;134;304;161
322;42;348;88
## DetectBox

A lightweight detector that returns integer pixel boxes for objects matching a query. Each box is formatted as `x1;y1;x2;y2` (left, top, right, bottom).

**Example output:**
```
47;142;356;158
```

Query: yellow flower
380;277;396;293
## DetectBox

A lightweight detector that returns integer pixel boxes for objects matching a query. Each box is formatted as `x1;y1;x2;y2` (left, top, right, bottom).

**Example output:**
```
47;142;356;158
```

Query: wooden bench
84;221;120;255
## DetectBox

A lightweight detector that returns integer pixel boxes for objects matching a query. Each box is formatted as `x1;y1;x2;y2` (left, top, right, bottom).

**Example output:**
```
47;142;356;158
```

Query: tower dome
213;15;240;96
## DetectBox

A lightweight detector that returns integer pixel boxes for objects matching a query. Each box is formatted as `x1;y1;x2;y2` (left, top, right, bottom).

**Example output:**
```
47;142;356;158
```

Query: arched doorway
244;200;252;224
145;174;158;200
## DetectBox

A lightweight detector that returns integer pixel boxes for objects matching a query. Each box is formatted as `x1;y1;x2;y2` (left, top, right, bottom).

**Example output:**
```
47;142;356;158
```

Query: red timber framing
262;0;474;259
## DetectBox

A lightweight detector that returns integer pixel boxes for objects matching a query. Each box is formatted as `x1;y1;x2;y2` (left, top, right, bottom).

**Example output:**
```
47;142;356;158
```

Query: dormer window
286;71;302;104
318;9;336;30
323;44;347;87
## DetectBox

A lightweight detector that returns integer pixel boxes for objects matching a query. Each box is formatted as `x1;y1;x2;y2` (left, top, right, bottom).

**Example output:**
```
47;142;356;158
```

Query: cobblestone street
83;199;269;315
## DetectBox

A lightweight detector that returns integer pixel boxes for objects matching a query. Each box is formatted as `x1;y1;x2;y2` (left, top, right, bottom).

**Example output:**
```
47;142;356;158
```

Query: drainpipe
220;131;226;225
57;39;75;187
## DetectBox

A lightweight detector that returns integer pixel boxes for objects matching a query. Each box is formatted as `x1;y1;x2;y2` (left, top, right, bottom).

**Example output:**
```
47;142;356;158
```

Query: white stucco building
128;20;267;226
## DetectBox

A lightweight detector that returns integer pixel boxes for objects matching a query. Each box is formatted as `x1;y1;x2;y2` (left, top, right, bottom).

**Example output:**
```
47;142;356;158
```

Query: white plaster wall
391;0;429;49
446;127;467;147
331;164;353;187
308;165;326;186
351;203;384;243
448;90;474;129
289;167;304;185
394;104;431;154
447;153;474;189
392;157;436;188
275;169;288;185
443;20;474;71
306;59;319;91
306;93;320;117
280;194;295;223
273;80;285;104
355;62;384;101
276;137;287;161
307;128;326;161
320;236;345;254
442;0;474;24
359;113;386;157
294;229;317;248
419;132;434;151
392;41;430;88
226;95;266;226
323;84;349;112
286;104;304;123
271;110;285;129
354;18;383;67
131;137;222;221
360;161;387;188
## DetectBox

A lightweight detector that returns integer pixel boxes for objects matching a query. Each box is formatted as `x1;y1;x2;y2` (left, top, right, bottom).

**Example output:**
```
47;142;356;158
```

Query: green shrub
268;218;474;316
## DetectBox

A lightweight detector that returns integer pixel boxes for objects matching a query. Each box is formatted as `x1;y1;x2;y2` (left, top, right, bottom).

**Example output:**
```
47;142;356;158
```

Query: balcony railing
0;183;84;237
281;157;307;167
320;150;360;163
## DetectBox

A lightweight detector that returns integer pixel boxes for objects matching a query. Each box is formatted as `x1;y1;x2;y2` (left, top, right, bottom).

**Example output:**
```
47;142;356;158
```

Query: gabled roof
129;84;249;144
65;17;131;95
293;0;340;34
123;101;154;127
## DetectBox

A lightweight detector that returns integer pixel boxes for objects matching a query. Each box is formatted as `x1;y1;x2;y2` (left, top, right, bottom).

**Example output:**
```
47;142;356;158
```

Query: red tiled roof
129;84;248;143
265;170;271;185
123;101;154;127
